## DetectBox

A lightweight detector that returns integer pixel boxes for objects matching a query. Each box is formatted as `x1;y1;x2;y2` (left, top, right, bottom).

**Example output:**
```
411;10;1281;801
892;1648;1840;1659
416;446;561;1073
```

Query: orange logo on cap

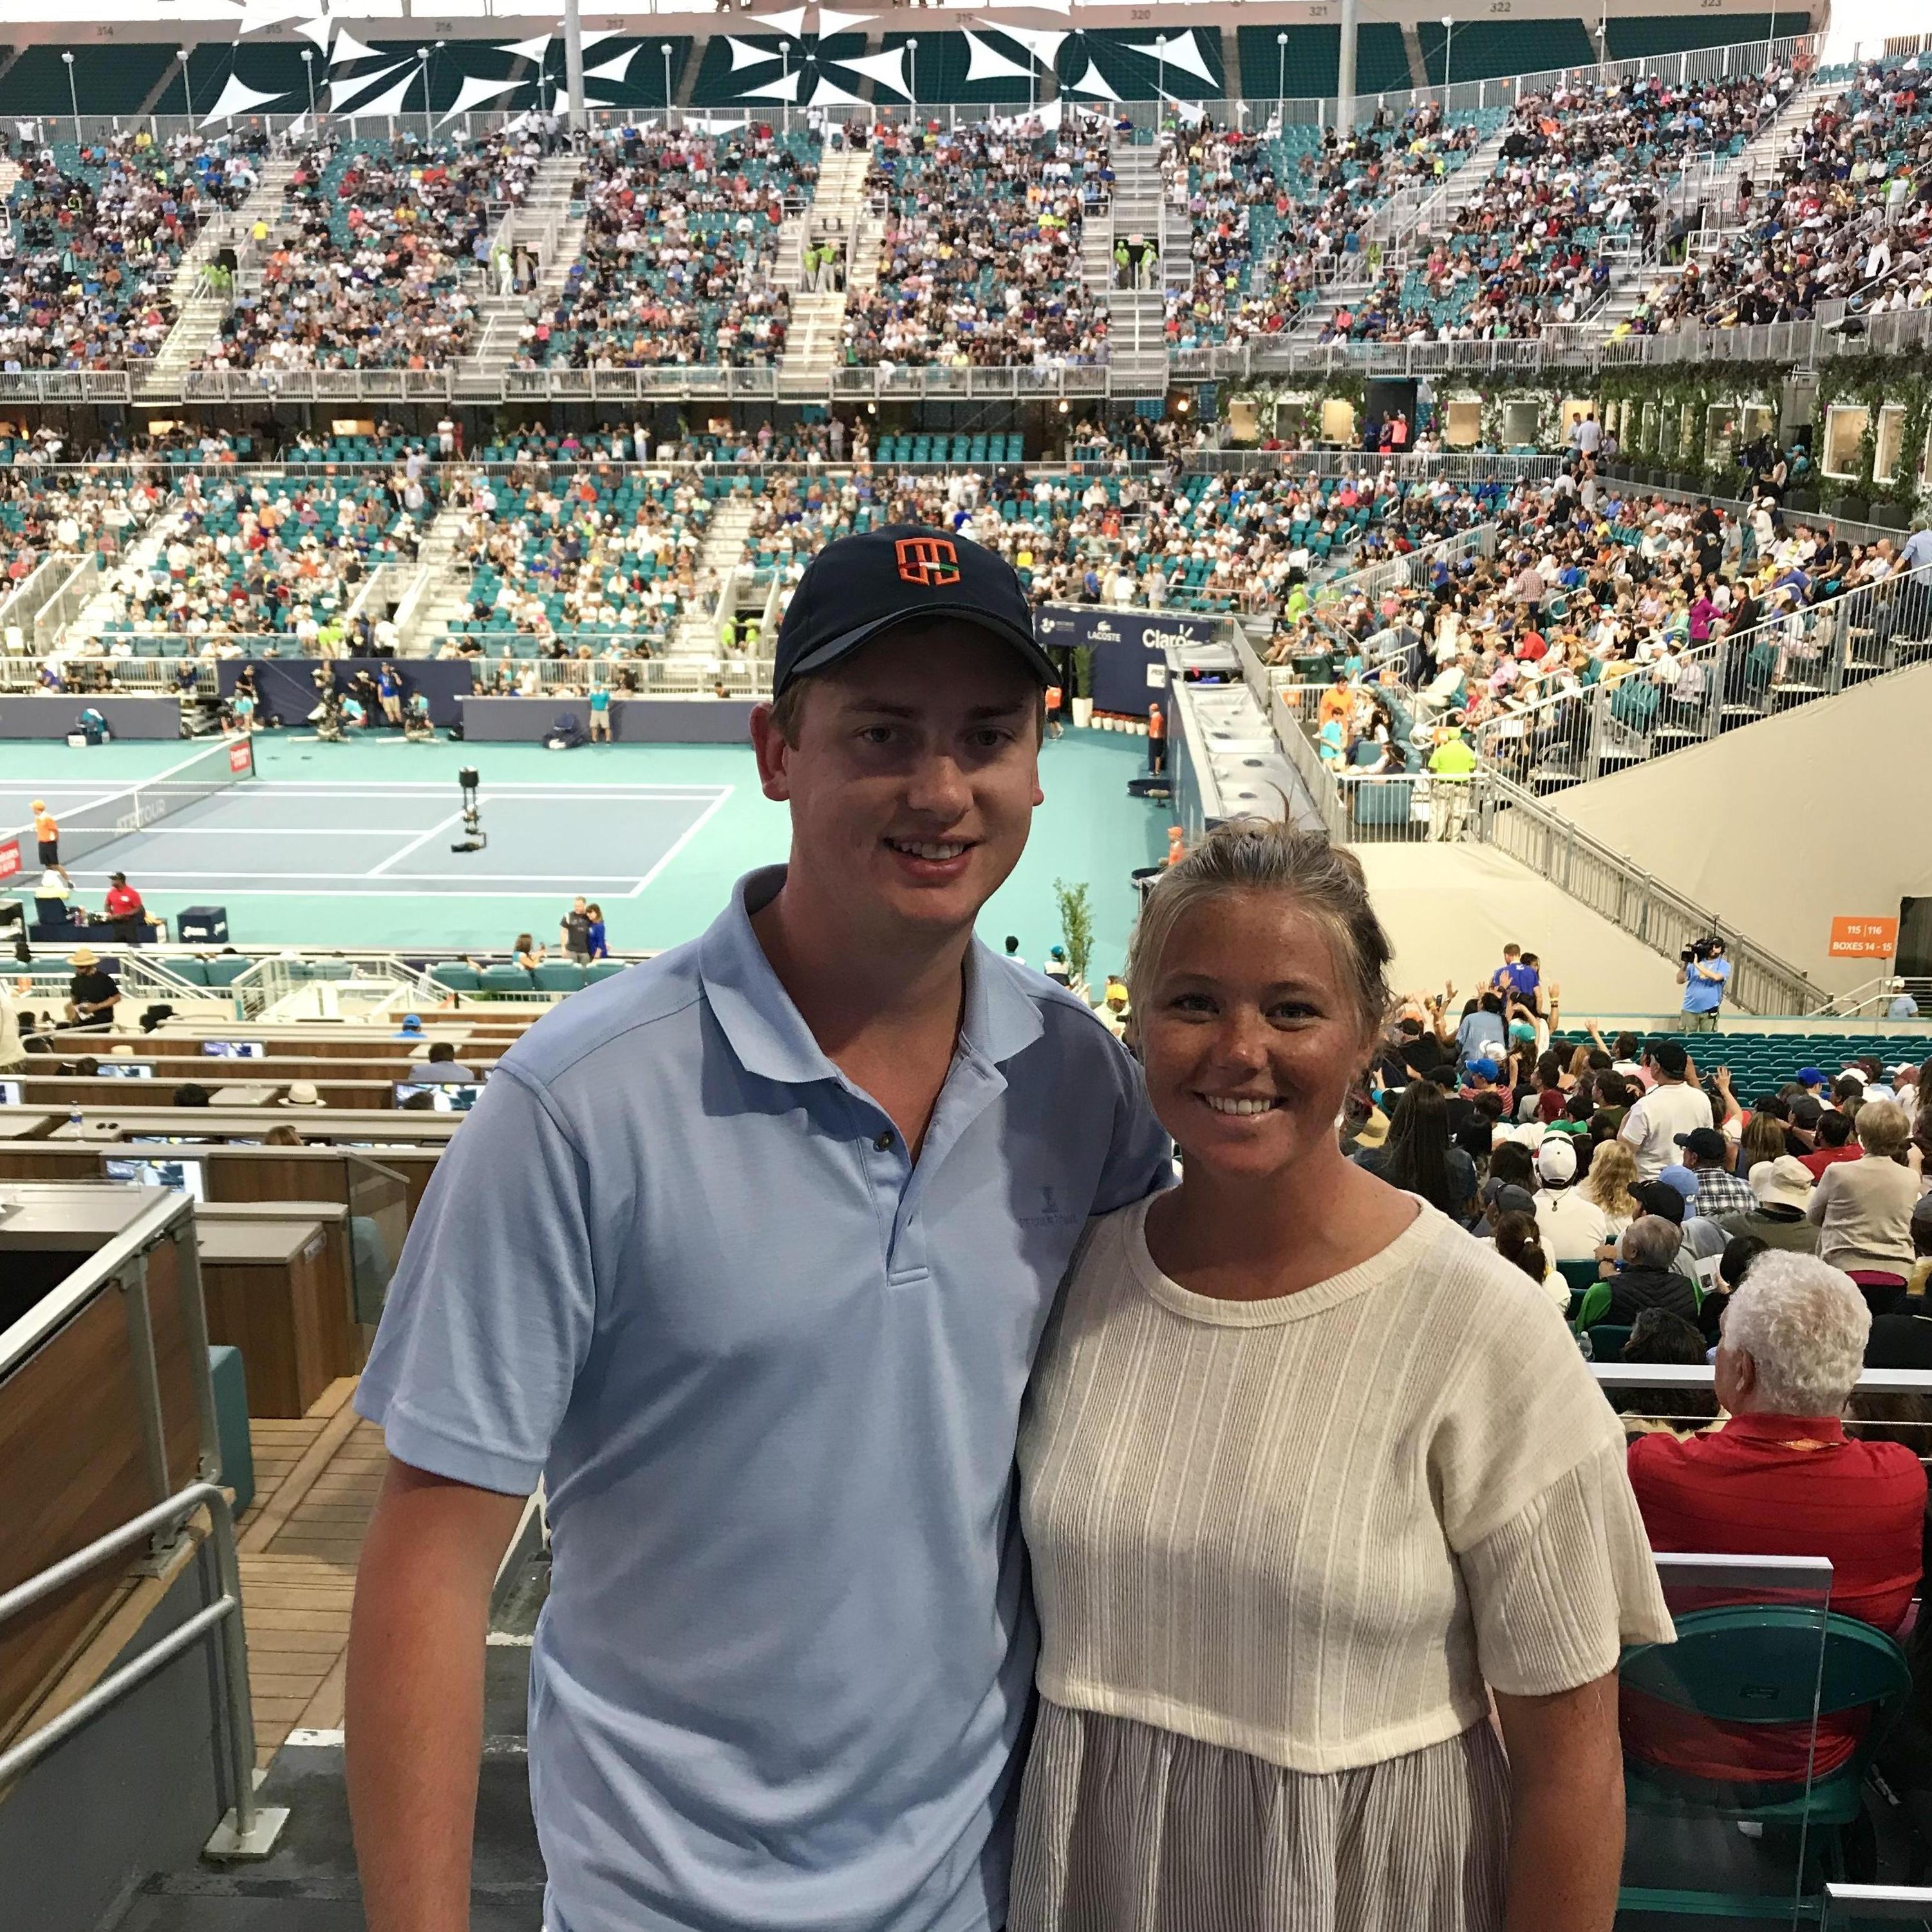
896;536;961;586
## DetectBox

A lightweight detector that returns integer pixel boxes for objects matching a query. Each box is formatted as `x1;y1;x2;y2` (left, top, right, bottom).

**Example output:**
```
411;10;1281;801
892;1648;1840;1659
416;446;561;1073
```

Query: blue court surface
1;774;730;899
0;734;1168;959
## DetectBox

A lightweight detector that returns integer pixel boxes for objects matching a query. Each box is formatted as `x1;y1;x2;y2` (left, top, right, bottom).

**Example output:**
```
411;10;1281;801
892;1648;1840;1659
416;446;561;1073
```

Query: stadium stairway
62;512;193;651
671;494;761;657
458;153;586;393
406;502;489;657
145;158;302;388
104;1519;553;1931
1594;69;1834;332
776;143;868;401
1100;148;1169;395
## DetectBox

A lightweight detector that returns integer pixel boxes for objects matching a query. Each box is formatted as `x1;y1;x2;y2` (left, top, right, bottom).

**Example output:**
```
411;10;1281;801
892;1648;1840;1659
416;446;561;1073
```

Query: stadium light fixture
177;48;194;126
1156;33;1167;108
301;47;317;122
908;37;918;107
662;42;674;108
61;51;78;144
1440;15;1454;110
1277;31;1288;104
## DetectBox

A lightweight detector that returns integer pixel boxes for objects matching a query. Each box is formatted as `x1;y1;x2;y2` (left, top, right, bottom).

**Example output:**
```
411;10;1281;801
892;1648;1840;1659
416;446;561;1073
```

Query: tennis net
21;735;256;868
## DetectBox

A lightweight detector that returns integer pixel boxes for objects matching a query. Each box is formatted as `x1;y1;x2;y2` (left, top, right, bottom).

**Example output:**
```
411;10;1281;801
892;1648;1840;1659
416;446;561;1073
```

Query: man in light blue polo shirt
345;525;1171;1932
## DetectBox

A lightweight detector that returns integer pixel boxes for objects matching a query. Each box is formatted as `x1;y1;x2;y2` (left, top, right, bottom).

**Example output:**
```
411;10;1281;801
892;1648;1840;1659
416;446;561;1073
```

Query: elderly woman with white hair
1626;1251;1927;1790
1013;820;1674;1932
1807;1100;1920;1311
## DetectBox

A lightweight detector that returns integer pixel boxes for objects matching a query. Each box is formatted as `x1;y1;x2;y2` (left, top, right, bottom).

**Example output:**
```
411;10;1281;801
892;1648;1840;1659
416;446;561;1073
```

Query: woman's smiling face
1138;890;1374;1185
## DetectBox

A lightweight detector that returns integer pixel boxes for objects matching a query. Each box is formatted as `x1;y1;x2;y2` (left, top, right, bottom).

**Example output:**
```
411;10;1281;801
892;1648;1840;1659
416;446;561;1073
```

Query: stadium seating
1626;55;1932;331
200;134;538;372
849;117;1111;367
451;467;710;650
521;124;812;371
0;134;247;368
1161;105;1498;347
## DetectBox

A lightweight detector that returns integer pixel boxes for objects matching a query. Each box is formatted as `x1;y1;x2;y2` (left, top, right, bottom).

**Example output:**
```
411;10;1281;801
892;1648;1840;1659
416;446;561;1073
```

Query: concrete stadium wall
1542;660;1932;997
1355;842;1689;1021
0;697;182;740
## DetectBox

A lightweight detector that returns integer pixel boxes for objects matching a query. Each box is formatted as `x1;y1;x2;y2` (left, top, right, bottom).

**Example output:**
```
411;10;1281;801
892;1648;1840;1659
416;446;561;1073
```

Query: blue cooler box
178;905;230;943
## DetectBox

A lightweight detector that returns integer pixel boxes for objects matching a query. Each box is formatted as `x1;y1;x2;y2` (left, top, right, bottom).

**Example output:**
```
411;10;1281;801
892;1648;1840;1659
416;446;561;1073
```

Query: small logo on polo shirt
896;535;961;586
1019;1183;1074;1228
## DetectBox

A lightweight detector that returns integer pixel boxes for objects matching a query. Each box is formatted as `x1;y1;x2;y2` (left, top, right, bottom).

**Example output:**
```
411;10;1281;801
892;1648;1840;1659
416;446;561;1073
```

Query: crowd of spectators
1318;70;1788;346
518;124;812;372
1627;54;1932;334
68;466;435;657
1159;104;1485;348
444;460;710;651
0;129;259;369
1284;438;1932;778
199;133;539;373
847;116;1111;368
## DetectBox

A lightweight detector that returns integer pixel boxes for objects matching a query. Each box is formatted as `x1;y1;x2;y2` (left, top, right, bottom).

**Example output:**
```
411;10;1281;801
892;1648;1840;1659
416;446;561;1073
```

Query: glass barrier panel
1821;1882;1932;1929
344;1152;408;1332
1618;1552;1834;1926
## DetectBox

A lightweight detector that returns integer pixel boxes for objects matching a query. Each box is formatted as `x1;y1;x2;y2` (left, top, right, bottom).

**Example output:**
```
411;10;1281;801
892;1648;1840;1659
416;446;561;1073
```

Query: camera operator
1676;937;1731;1033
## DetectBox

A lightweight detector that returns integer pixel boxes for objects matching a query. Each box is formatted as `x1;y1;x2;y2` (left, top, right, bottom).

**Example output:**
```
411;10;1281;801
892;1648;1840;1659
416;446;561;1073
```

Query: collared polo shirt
354;867;1171;1932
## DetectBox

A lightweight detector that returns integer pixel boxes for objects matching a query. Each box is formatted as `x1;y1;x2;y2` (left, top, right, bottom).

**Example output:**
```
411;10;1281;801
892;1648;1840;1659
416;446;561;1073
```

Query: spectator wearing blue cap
394;1013;424;1040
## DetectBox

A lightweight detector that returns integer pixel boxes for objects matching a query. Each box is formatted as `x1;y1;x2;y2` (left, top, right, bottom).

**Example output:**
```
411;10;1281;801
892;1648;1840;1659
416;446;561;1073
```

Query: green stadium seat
432;964;481;993
534;963;588;993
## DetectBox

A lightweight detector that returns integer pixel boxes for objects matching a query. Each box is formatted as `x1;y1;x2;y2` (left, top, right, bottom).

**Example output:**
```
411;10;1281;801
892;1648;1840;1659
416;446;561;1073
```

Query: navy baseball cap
771;523;1053;697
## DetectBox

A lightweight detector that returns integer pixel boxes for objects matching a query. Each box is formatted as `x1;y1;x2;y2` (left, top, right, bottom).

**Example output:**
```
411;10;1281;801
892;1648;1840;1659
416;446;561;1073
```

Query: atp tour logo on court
895;536;961;587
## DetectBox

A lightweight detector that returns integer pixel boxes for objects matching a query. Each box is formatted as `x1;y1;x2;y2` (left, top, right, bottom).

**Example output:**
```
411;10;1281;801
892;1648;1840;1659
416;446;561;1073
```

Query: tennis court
0;733;1167;959
3;767;729;901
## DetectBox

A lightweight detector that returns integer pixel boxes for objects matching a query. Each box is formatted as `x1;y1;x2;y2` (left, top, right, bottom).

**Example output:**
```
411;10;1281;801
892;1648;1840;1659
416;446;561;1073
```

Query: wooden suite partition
0;1187;212;1752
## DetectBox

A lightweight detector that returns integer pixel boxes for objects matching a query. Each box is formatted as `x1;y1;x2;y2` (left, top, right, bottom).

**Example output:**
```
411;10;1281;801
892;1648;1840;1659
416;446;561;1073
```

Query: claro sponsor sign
1035;605;1214;713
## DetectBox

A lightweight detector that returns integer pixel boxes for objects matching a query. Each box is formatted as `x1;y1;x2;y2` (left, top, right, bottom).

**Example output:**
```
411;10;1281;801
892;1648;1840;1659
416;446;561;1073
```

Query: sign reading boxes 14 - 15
1829;915;1899;958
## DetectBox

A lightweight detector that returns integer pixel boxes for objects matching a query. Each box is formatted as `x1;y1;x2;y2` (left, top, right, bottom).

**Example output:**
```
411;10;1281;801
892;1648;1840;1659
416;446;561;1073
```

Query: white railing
1238;626;1821;1013
1470;560;1932;787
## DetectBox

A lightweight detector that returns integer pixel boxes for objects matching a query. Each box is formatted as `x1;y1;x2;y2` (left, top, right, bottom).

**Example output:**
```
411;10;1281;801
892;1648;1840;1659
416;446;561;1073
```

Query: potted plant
1053;877;1095;1000
1069;646;1094;730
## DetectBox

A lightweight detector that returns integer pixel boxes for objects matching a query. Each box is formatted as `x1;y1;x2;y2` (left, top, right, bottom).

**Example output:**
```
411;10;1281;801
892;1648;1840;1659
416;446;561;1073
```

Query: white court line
92;827;411;836
205;787;729;802
622;786;735;900
65;870;655;883
367;809;466;877
55;885;657;900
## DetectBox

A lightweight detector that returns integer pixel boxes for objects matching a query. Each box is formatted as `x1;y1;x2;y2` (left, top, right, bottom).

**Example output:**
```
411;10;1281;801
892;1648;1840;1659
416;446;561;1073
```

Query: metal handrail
0;1481;288;1859
1819;1882;1932;1925
1481;768;1820;1015
1241;606;1822;1011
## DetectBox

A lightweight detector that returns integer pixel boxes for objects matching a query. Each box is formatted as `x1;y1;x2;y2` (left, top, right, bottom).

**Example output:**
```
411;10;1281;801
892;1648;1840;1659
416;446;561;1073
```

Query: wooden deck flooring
233;1378;384;1767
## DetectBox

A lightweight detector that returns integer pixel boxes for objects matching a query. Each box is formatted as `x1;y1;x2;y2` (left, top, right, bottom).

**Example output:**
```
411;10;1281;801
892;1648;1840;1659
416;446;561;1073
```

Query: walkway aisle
232;1380;382;1767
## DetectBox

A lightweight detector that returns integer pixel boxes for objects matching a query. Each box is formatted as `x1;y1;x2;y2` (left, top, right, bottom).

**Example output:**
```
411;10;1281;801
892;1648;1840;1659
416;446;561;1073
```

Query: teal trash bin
208;1344;254;1516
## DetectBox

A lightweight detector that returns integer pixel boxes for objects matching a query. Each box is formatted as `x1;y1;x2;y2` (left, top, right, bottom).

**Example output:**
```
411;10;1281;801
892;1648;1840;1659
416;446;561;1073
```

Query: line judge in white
1011;821;1675;1932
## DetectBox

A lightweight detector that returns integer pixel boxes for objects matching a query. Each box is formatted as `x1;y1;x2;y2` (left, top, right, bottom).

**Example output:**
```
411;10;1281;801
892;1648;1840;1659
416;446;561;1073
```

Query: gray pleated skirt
1010;1700;1510;1932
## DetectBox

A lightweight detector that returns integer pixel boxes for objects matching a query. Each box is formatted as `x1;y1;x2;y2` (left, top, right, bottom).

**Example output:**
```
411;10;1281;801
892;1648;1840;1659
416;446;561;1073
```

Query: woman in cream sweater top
1013;823;1673;1932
